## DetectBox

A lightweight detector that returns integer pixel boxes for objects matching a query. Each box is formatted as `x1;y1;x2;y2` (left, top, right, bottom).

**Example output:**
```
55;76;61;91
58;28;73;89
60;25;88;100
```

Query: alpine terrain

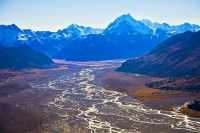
0;24;103;57
54;14;200;61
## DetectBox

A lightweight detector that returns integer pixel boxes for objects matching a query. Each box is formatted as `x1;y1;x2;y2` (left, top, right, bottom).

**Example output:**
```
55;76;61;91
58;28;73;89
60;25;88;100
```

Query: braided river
25;61;200;133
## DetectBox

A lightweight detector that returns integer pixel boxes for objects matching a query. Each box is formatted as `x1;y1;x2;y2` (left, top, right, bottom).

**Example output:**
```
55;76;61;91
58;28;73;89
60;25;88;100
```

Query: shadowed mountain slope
116;31;200;77
0;45;54;70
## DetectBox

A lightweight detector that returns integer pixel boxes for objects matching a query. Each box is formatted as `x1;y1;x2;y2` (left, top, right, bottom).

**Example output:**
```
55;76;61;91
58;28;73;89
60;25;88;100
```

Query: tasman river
27;61;200;133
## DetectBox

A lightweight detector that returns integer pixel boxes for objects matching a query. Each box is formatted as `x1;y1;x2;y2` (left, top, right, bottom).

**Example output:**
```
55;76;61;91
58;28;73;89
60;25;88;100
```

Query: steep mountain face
0;24;103;57
116;31;200;77
0;46;54;70
103;14;153;35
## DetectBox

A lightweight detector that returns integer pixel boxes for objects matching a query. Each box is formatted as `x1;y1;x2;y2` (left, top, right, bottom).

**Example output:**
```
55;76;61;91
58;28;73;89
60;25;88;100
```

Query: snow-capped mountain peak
140;20;200;34
114;14;136;26
62;24;103;38
0;24;26;46
104;14;153;35
9;24;22;32
67;23;79;29
106;14;137;29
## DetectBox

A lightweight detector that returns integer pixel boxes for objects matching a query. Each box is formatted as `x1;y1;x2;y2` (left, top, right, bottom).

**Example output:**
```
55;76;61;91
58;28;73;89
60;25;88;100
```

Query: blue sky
0;0;200;31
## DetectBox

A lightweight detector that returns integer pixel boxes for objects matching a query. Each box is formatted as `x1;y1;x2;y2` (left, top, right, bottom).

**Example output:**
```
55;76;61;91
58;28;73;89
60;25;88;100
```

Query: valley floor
0;67;69;133
0;61;200;133
98;71;200;117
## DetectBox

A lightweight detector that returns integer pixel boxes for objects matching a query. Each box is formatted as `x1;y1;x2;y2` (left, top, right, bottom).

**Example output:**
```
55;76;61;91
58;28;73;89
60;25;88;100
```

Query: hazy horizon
0;0;200;31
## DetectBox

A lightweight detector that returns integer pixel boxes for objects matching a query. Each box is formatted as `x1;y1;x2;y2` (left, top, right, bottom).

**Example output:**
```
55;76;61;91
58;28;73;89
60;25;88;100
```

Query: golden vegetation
99;71;200;118
181;107;200;118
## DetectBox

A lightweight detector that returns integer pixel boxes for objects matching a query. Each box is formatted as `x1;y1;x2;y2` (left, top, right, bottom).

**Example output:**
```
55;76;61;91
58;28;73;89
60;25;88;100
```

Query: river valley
0;61;200;133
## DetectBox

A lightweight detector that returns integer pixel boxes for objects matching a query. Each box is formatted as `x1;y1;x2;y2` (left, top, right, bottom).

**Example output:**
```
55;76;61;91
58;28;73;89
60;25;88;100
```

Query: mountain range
1;14;200;61
0;24;103;57
141;19;200;34
54;14;200;61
